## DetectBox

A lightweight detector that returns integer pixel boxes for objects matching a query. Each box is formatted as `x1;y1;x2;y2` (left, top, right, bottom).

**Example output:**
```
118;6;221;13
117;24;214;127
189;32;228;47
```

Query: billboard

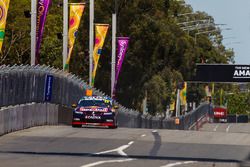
193;64;250;82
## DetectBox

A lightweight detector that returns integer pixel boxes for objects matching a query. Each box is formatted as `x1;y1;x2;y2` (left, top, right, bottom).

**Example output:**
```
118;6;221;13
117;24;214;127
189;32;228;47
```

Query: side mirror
114;105;119;109
72;104;77;108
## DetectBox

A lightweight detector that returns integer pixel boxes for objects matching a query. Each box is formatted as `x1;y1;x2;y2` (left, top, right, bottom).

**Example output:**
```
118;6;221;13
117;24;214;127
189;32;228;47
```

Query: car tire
72;124;81;128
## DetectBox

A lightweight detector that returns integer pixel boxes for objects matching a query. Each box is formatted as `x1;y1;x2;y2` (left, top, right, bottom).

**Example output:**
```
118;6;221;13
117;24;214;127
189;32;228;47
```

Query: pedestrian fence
0;65;211;135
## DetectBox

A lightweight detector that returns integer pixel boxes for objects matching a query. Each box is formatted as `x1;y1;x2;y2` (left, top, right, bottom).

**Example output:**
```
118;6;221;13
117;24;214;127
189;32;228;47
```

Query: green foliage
0;0;235;114
227;93;250;114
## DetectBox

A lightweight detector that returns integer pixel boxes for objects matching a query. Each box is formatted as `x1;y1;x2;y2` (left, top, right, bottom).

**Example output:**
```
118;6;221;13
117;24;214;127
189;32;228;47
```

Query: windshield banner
64;3;85;71
0;0;10;52
92;24;109;86
36;0;51;64
112;37;129;97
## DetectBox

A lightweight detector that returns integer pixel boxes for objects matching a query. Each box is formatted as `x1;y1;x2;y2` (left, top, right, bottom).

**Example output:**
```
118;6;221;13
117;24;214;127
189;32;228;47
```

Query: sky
185;0;250;64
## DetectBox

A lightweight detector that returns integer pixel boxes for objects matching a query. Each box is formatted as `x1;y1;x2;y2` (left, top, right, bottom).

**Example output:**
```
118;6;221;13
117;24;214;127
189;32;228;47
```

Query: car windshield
78;100;110;107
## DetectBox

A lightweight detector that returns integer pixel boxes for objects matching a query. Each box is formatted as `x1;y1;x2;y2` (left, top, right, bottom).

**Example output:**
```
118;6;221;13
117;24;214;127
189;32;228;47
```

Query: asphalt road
200;123;250;133
0;125;250;167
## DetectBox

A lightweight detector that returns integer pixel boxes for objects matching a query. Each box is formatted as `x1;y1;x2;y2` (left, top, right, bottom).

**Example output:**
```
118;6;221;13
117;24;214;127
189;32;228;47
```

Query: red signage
213;107;227;119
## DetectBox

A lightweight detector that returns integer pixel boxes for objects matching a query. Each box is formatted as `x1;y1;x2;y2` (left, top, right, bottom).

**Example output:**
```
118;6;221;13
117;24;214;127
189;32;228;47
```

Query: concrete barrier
0;103;60;136
0;102;211;136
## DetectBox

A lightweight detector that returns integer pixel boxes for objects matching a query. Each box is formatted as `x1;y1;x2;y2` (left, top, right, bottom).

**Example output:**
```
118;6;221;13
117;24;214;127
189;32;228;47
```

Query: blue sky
185;0;250;64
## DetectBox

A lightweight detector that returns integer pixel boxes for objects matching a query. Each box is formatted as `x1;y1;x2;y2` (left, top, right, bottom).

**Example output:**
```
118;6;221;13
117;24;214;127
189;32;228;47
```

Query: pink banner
112;37;129;97
36;0;51;64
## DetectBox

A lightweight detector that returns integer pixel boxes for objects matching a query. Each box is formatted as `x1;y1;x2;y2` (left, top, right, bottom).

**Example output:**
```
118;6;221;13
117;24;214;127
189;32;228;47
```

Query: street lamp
194;28;232;45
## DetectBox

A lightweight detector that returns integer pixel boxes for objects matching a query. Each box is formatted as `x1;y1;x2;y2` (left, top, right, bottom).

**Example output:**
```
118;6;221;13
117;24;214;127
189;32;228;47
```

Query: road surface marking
80;158;134;167
95;141;134;156
161;161;196;167
152;130;158;133
226;124;232;132
141;134;146;137
213;124;219;131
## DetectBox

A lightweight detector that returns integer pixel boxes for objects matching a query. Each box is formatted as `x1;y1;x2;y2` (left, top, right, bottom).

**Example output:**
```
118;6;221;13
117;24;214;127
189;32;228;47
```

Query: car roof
80;96;112;101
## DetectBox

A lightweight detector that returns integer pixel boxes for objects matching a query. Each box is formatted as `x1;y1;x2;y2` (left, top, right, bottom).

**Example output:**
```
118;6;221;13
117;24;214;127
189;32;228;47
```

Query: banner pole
111;13;116;98
89;0;94;86
31;0;37;65
63;0;68;71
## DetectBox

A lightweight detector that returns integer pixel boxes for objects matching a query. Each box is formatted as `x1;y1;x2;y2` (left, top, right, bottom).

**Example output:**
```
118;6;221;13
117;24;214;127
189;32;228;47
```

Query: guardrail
0;65;210;133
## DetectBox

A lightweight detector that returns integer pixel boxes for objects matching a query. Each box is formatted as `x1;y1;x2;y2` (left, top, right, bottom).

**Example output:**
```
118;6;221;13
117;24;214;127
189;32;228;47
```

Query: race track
0;125;250;167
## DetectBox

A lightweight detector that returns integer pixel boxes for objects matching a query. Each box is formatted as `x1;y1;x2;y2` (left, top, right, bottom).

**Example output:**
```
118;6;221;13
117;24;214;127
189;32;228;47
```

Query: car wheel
72;124;81;128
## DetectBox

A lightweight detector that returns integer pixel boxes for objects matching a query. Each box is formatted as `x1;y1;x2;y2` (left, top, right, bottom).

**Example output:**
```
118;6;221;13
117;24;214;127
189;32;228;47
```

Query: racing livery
72;96;118;128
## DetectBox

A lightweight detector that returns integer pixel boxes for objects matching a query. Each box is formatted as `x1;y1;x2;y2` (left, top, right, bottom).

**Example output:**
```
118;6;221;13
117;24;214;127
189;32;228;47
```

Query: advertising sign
193;64;250;82
44;74;53;101
213;107;227;119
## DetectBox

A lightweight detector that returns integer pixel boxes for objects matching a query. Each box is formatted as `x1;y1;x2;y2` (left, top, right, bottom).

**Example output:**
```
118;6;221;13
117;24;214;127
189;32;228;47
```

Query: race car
72;96;118;128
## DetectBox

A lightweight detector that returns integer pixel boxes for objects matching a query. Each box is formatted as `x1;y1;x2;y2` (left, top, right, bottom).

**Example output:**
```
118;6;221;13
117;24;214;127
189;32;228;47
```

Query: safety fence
0;102;211;136
0;65;211;134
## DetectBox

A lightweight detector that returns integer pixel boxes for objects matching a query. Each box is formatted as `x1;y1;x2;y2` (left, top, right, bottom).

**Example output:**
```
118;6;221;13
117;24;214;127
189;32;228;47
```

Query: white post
31;0;37;65
63;0;68;70
175;89;180;117
89;0;94;86
111;13;116;97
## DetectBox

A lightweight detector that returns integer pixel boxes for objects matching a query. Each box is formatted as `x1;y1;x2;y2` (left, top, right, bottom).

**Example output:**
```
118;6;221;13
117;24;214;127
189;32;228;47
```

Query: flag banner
180;82;187;105
36;0;51;64
64;3;85;71
0;0;10;52
92;24;109;86
112;37;129;96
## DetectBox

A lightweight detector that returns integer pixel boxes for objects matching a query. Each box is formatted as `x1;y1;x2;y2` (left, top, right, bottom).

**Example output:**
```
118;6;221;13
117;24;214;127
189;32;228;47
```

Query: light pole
31;0;37;65
89;0;94;86
111;0;117;97
63;0;68;70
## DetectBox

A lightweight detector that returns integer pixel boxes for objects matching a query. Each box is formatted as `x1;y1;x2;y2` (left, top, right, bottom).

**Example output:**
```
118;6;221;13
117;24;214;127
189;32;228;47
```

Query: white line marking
80;158;134;167
152;130;158;133
141;134;146;137
95;141;134;156
213;124;219;131
160;161;196;167
226;124;232;132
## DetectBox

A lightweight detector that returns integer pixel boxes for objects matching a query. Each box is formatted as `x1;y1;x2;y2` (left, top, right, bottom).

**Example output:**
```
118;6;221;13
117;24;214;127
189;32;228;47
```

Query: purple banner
36;0;51;65
113;37;129;97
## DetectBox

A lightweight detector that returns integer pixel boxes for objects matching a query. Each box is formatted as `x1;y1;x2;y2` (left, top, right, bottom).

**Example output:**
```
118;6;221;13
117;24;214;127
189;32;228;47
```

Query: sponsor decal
233;66;250;78
80;107;108;112
85;115;101;119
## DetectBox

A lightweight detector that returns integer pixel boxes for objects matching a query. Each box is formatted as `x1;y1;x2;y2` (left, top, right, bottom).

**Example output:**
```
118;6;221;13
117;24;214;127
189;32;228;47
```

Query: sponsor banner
180;82;187;105
213;107;227;119
0;0;10;52
44;74;54;101
92;24;109;86
36;0;51;64
112;37;129;97
193;64;250;82
64;3;85;71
